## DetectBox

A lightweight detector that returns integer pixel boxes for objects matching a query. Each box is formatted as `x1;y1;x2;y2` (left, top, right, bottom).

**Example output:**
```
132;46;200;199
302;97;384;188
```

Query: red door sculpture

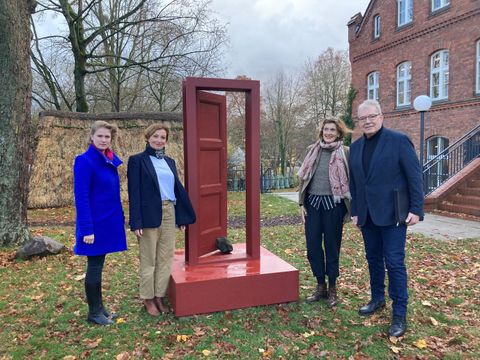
169;77;299;317
196;91;228;257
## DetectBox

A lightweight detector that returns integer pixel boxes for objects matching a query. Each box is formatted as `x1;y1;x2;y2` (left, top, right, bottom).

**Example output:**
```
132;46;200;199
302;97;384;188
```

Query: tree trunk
0;0;35;246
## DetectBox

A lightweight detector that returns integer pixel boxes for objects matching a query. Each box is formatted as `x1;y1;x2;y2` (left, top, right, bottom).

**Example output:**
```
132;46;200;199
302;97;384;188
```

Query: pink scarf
298;140;351;202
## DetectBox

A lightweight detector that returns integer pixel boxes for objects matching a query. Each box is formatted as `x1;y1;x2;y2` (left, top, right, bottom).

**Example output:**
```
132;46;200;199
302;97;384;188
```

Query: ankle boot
154;296;169;313
325;286;338;308
306;283;327;302
98;282;118;320
144;299;160;316
85;282;113;325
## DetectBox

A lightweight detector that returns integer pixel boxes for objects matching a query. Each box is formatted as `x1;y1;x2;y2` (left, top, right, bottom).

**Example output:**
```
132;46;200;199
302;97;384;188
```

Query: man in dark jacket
349;99;424;337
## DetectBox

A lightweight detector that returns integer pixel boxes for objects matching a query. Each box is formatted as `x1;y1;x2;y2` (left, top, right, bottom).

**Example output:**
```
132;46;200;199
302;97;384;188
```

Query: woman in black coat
127;124;195;316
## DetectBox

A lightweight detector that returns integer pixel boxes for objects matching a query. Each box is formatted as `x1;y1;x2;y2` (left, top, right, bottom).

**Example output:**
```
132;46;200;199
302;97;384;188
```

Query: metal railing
227;167;298;193
423;124;480;195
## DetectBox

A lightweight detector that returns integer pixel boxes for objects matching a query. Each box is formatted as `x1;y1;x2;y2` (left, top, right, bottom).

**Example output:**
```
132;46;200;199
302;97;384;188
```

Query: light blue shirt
149;156;176;203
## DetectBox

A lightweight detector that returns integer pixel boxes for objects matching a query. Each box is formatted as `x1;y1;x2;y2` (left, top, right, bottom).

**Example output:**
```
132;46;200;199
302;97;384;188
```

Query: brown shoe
154;296;169;313
143;299;160;316
325;286;338;308
306;283;327;302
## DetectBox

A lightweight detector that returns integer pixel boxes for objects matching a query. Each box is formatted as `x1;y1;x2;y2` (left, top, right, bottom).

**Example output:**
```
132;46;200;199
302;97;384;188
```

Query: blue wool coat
73;145;128;256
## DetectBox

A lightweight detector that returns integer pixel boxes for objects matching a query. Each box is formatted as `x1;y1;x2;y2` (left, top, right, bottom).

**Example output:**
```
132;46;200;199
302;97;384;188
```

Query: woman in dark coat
127;124;195;316
298;117;351;307
73;120;127;325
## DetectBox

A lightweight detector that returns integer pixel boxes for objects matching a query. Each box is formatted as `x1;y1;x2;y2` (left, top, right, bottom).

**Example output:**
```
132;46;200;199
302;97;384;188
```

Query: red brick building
348;0;480;160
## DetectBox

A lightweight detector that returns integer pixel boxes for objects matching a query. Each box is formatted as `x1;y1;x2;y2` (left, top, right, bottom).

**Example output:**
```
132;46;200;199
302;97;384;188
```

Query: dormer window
373;15;381;39
398;0;413;27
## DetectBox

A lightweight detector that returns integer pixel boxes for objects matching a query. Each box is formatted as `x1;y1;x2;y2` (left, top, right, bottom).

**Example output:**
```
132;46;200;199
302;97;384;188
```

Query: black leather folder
394;188;409;226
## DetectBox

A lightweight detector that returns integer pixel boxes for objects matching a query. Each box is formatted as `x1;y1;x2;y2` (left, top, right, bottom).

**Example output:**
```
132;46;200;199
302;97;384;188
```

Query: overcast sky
209;0;371;82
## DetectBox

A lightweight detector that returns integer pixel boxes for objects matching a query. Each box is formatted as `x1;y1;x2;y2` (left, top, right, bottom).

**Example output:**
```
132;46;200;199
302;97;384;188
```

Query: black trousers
304;199;346;283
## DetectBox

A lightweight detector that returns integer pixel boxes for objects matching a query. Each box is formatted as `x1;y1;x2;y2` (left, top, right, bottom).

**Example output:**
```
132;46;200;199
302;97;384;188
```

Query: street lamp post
413;95;432;168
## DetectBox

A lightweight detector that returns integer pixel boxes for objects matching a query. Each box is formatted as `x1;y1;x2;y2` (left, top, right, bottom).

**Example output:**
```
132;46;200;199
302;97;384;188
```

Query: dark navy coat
349;128;424;227
127;151;196;231
73;145;128;256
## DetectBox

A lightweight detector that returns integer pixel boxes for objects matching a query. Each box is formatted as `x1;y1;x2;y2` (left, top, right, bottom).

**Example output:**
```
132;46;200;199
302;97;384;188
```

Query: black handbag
215;237;233;254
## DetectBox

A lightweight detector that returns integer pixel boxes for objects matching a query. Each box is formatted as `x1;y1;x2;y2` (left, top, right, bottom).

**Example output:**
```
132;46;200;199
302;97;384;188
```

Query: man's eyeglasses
355;113;381;124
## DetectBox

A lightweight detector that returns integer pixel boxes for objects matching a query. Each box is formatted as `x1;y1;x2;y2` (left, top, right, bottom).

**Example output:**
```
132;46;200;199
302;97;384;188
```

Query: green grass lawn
0;193;478;359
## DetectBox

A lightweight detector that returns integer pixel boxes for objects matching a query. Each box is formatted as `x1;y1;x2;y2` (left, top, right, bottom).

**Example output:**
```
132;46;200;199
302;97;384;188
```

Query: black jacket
127;151;196;230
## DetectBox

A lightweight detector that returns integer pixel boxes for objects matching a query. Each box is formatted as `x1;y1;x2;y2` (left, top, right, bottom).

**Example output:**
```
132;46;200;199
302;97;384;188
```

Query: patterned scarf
298;140;350;202
146;144;165;159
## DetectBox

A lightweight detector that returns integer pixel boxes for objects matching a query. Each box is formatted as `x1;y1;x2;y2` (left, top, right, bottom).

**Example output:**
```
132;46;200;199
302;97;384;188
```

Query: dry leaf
85;338;102;349
389;336;399;344
63;356;76;360
116;318;125;324
176;335;188;342
74;274;86;281
116;352;130;360
302;331;315;338
429;317;439;326
390;346;401;354
201;350;211;356
284;248;293;255
413;339;428;349
421;300;432;307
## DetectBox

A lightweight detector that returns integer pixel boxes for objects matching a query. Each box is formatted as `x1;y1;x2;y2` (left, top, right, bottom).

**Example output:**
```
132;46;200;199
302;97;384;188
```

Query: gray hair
358;99;382;114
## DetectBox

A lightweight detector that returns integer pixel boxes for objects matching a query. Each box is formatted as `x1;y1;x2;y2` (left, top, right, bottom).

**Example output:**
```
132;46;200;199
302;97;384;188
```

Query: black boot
388;316;407;337
325;286;338;308
306;283;328;302
85;282;113;325
98;282;118;320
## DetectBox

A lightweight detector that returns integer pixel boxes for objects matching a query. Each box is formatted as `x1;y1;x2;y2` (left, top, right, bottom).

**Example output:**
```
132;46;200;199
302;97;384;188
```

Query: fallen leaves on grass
413;339;428;349
84;338;102;349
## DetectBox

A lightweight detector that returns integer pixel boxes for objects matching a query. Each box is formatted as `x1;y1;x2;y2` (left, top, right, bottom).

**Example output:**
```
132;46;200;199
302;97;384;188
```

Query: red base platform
168;244;299;317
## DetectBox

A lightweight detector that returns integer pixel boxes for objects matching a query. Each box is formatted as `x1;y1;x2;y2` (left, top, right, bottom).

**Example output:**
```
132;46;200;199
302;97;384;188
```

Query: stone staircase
437;175;480;218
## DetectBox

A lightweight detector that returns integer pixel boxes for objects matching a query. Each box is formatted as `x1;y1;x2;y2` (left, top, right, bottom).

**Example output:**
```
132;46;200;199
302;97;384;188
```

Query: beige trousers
138;202;176;299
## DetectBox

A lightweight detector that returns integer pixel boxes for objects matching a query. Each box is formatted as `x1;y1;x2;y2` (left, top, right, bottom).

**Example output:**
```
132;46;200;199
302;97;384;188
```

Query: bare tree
32;0;227;112
303;48;351;128
263;70;305;176
0;0;36;246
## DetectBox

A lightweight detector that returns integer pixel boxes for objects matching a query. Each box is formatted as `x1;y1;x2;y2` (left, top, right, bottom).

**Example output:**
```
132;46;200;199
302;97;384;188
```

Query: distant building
348;0;480;161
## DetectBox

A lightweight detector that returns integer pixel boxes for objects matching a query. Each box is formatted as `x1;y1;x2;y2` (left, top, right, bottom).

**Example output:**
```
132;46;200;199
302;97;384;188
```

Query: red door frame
183;77;261;265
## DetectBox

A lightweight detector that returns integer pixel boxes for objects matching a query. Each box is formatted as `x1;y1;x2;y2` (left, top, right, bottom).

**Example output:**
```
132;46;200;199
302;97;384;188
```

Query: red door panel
196;91;227;257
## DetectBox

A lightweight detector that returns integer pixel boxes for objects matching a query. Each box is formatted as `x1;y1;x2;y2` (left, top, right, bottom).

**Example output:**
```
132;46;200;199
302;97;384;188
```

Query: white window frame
398;0;413;27
476;40;480;94
430;50;449;101
397;61;412;107
373;15;381;39
367;72;379;101
432;0;450;12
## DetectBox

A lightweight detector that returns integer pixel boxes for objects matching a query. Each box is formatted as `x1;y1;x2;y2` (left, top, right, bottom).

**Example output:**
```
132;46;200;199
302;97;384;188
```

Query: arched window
373;15;381;39
396;61;412;106
367;72;379;100
430;50;449;100
398;0;413;26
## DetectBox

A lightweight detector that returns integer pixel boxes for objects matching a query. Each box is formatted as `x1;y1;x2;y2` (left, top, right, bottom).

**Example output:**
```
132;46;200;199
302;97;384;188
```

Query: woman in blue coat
73;121;128;325
127;124;195;316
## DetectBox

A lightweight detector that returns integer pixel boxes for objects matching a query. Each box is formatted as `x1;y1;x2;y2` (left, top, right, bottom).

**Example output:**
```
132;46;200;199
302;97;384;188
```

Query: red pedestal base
168;244;299;317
